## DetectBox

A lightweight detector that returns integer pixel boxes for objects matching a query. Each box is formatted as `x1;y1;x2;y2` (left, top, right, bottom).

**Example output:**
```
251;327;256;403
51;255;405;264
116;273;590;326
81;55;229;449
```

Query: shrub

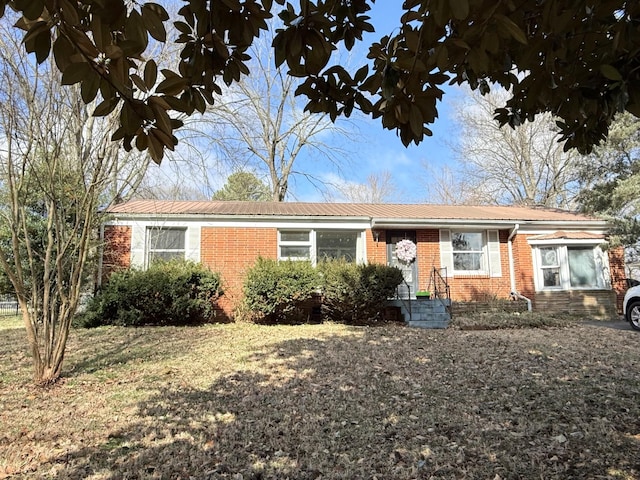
240;258;321;324
78;260;223;327
319;260;404;324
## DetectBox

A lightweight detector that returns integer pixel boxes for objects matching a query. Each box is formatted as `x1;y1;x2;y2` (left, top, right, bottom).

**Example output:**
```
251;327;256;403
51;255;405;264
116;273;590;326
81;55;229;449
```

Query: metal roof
106;200;601;223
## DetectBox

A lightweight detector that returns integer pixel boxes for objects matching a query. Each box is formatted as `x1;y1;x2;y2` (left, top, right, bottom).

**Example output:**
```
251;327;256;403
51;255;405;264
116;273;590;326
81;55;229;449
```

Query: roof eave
105;212;373;223
371;218;609;229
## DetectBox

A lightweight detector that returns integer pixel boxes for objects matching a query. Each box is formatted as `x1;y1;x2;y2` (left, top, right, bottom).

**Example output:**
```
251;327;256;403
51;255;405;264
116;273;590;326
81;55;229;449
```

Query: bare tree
433;88;580;207
422;164;487;205
0;20;150;385
191;26;353;202
325;171;398;203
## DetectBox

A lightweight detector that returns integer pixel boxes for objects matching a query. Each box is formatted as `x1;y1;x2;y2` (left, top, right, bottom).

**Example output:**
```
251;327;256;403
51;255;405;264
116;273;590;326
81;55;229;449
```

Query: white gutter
371;218;609;230
508;224;519;293
507;223;532;311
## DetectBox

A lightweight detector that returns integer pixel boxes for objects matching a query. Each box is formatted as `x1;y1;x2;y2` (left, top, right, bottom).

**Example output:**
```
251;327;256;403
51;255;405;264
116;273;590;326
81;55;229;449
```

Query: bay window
533;244;608;291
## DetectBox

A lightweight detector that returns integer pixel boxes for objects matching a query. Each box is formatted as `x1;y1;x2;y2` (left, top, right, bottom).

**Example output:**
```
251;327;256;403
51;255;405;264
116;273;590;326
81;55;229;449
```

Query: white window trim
531;242;611;291
278;230;313;262
440;229;502;277
449;230;490;275
145;226;187;268
278;229;365;265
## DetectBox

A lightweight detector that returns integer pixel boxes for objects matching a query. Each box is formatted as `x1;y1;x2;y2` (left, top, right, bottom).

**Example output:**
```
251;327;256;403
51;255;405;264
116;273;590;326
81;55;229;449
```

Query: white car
623;285;640;331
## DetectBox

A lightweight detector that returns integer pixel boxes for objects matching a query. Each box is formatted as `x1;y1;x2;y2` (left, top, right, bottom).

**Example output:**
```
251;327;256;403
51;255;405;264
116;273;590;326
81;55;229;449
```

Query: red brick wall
366;229;387;264
609;245;626;313
416;229;441;291
103;224;626;319
102;225;131;279
512;233;536;301
513;235;626;316
201;227;278;318
379;228;514;301
445;229;513;301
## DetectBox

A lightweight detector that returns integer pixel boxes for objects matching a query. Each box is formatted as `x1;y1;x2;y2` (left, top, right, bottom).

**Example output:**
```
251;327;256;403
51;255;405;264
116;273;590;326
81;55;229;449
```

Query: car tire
626;299;640;331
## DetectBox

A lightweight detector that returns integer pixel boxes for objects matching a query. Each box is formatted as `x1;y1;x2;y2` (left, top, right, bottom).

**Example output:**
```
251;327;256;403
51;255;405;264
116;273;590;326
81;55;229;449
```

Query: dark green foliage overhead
576;112;640;246
4;1;640;162
78;260;224;327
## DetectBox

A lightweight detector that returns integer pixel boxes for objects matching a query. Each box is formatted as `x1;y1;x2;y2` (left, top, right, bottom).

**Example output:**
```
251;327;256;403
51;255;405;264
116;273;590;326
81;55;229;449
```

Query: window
440;229;501;277
534;245;608;291
317;231;358;262
279;230;312;260
278;229;362;264
146;227;186;265
568;247;598;288
540;247;561;287
452;231;484;272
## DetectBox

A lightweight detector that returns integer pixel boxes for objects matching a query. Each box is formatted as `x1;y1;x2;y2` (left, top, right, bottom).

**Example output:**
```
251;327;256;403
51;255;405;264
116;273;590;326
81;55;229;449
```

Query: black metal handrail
431;267;451;316
394;278;412;322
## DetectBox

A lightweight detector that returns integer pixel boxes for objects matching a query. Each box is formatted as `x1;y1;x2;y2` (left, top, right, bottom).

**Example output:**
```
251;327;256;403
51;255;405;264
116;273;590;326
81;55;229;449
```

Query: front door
387;231;418;299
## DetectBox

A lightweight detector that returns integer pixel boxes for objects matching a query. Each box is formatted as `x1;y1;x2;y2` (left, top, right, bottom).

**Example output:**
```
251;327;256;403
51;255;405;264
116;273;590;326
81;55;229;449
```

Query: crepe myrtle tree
0;18;151;386
4;0;640;163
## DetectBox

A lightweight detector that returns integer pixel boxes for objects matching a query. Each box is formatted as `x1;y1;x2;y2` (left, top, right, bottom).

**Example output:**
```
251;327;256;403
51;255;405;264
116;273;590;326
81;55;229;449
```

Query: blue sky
290;2;460;203
146;2;462;203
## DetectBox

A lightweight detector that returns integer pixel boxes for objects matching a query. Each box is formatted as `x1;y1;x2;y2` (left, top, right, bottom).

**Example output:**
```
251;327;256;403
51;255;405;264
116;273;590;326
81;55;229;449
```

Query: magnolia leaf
354;65;368;83
131;73;148;92
147;130;164;163
220;0;242;11
58;0;80;25
157;74;187;95
141;4;166;42
80;72;101;103
120;102;143;135
144;2;169;21
93;96;121;116
135;132;148;150
31;28;51;64
599;64;623;81
144;59;158;89
495;14;528;45
450;0;469;20
61;62;92;85
409;105;424;138
16;0;44;20
124;9;148;56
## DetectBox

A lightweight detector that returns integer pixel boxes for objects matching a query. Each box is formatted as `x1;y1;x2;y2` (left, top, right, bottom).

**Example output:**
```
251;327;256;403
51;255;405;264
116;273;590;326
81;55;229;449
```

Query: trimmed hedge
319;260;404;324
239;258;321;324
78;260;223;327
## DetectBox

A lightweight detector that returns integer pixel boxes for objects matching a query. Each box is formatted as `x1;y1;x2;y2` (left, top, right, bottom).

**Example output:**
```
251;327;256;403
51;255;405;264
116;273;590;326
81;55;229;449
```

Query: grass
1;319;639;479
0;315;22;331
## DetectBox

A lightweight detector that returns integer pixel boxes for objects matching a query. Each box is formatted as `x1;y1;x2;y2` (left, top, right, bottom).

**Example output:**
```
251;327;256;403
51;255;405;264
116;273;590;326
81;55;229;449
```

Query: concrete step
408;318;450;329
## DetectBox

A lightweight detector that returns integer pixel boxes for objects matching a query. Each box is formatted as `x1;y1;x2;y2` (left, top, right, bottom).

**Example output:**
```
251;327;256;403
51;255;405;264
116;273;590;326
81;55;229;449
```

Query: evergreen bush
240;258;321;324
78;260;223;327
319;260;404;324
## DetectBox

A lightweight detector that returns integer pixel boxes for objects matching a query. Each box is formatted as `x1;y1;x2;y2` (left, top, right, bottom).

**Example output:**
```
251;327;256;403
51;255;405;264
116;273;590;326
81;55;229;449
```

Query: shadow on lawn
52;327;640;479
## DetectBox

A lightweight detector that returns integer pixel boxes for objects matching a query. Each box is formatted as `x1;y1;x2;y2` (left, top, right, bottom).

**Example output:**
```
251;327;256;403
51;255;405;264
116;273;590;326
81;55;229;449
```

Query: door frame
386;230;418;298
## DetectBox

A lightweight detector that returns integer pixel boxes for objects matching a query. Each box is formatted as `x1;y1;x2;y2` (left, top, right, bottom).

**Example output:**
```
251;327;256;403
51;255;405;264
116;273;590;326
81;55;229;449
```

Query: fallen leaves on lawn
0;321;639;479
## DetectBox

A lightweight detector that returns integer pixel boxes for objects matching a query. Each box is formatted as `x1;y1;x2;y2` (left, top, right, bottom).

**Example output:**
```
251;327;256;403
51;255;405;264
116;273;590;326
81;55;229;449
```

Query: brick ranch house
101;200;626;321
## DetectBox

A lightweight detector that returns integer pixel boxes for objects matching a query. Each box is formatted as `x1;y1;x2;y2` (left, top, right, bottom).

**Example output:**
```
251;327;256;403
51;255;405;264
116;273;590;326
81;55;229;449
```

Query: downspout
508;223;532;311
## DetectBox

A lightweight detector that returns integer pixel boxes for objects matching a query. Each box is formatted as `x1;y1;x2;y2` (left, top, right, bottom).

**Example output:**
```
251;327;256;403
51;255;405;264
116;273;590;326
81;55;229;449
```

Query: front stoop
388;298;451;329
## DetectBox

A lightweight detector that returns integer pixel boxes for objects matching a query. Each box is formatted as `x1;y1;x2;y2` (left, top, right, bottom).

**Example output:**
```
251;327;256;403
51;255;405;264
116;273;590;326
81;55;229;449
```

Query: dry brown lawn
1;316;639;479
